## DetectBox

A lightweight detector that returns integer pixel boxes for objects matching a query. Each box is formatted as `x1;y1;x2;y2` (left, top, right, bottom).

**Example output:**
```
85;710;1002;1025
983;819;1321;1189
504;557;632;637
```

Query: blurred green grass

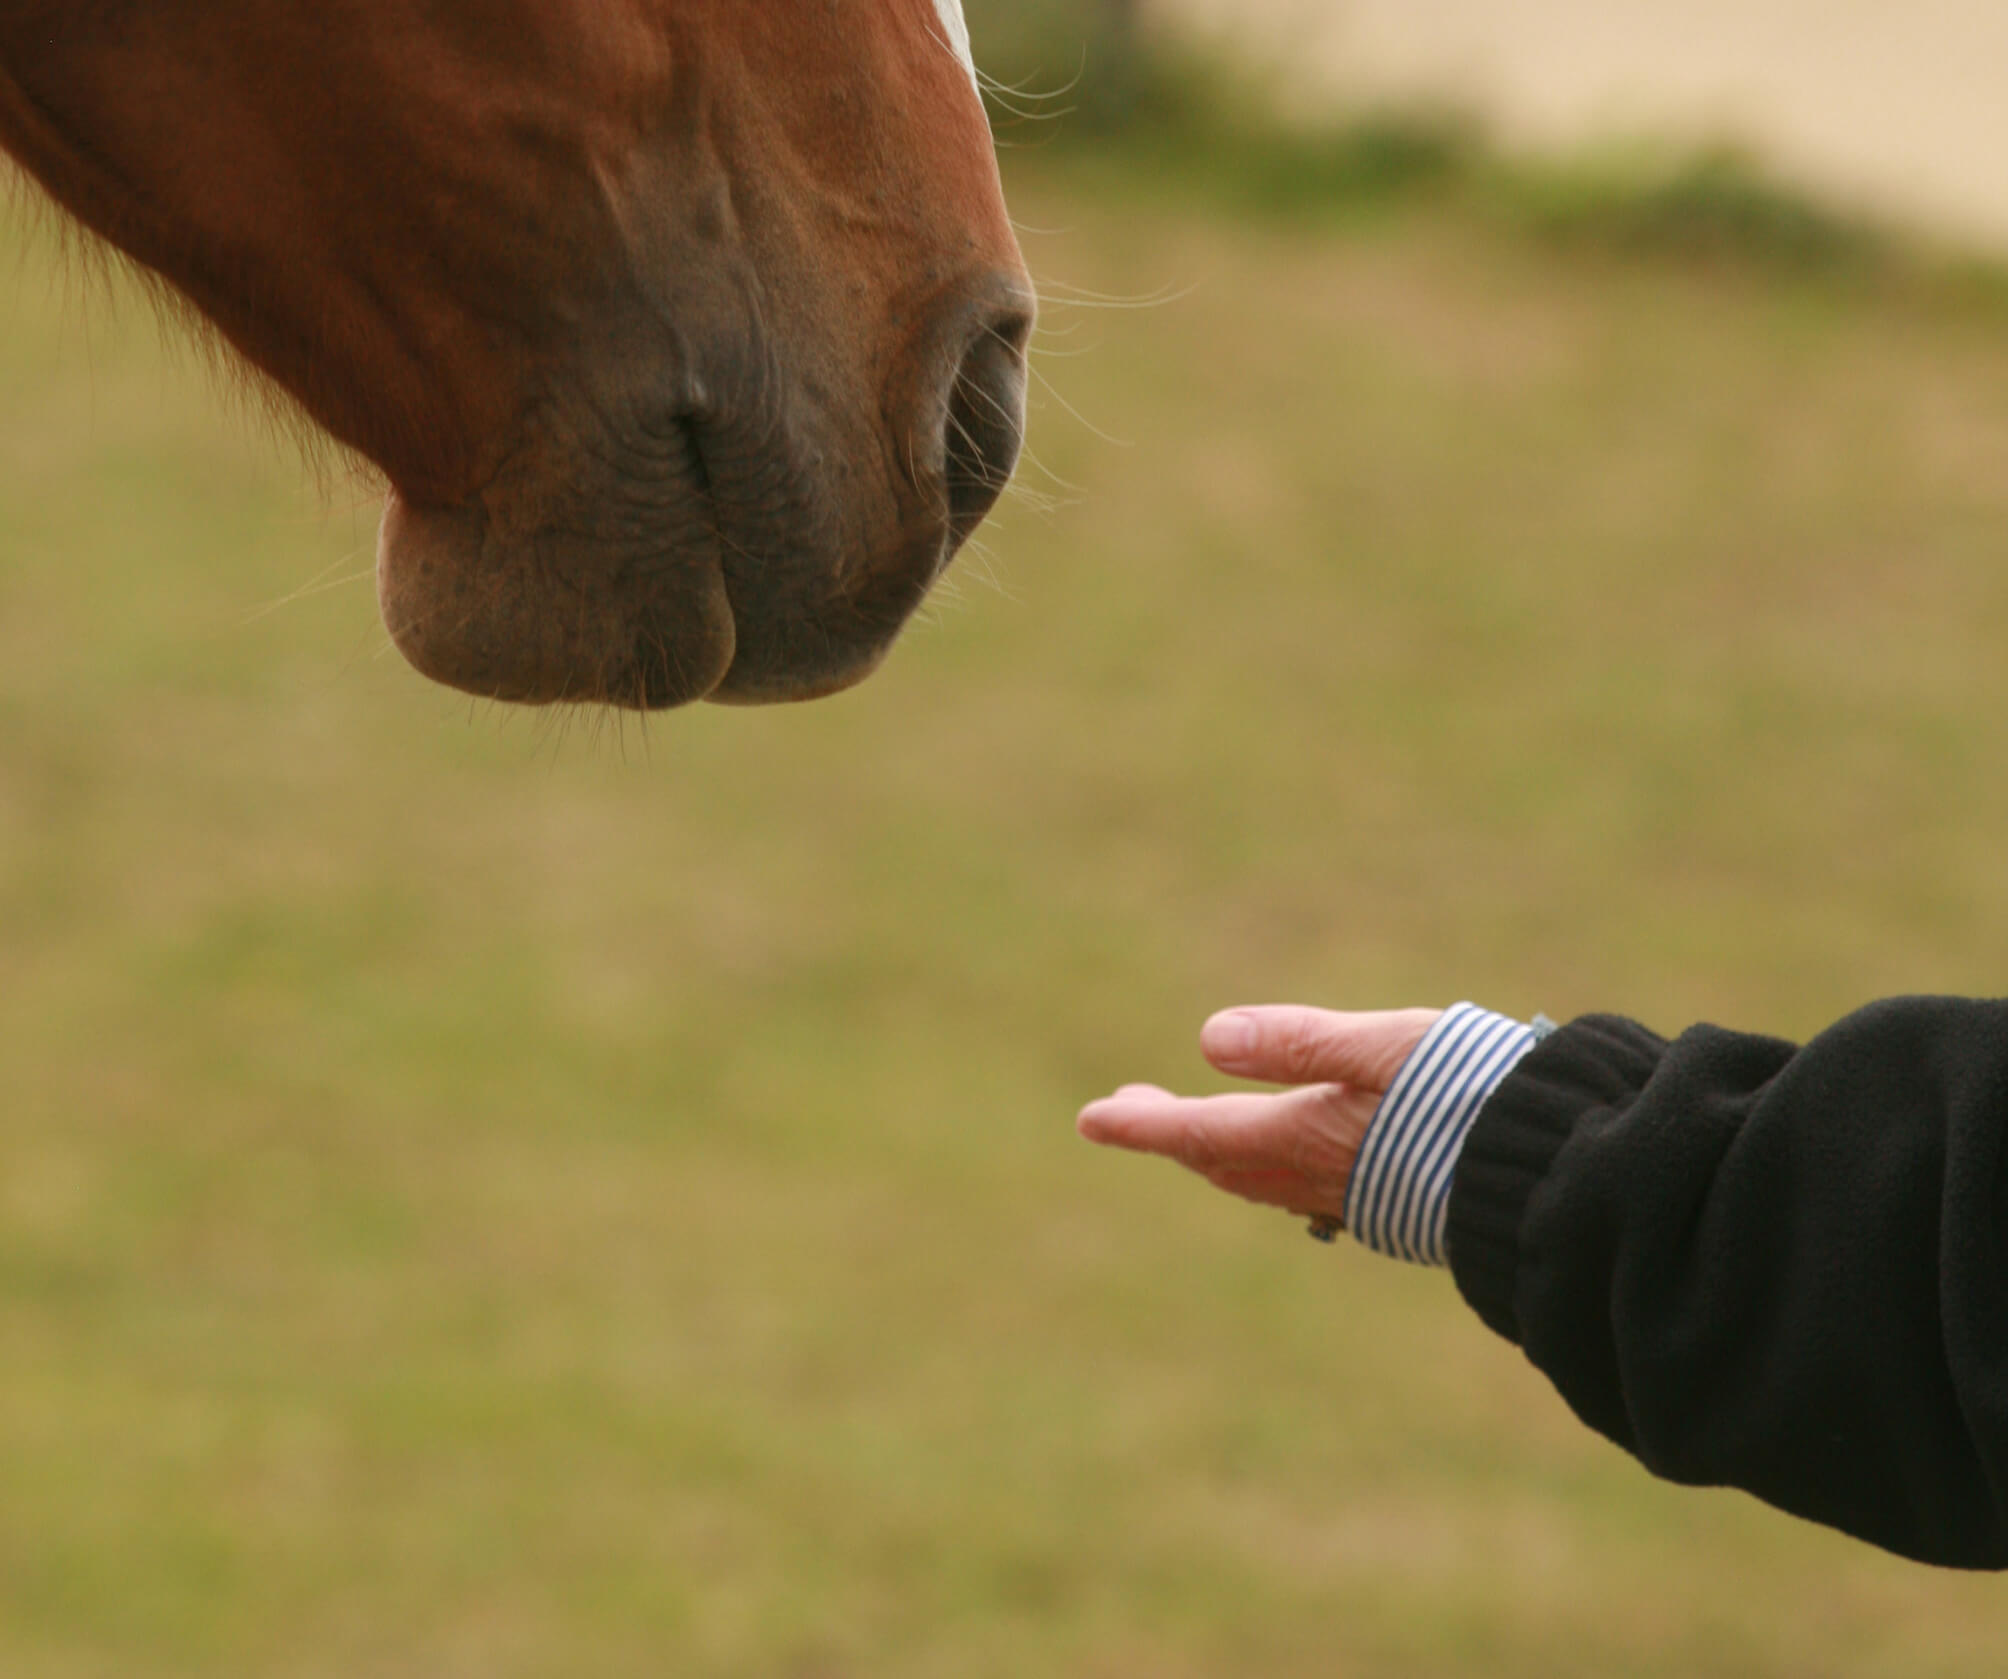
10;140;2008;1675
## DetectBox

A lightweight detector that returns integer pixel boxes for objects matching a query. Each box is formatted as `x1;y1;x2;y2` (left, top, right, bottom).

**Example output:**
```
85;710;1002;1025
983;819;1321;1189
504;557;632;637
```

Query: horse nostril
942;303;1032;549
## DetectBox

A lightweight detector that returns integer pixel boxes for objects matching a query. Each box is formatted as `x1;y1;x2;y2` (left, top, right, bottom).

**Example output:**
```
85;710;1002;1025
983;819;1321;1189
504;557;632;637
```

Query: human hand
1076;1006;1442;1228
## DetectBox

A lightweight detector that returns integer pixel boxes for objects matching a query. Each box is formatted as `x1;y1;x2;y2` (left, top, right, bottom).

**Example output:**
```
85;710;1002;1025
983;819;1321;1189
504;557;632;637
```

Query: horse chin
376;489;739;709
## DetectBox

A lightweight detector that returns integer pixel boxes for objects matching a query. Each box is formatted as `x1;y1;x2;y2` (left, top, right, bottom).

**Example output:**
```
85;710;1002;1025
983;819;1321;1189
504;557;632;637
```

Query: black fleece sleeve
1443;998;2008;1569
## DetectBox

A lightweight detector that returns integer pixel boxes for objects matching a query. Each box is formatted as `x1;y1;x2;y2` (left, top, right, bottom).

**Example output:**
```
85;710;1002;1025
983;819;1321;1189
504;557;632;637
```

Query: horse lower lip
704;510;951;705
375;487;739;709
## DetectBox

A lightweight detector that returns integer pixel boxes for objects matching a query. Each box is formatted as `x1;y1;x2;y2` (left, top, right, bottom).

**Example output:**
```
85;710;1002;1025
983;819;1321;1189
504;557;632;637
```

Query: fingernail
1203;1011;1257;1060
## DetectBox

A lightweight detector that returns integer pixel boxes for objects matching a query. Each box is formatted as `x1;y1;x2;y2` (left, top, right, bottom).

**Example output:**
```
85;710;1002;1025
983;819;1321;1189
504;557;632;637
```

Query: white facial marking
932;0;978;89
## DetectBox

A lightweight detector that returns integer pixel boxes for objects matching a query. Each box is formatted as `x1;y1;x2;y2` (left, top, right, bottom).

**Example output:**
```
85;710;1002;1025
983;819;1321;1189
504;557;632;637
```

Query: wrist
1341;1003;1538;1266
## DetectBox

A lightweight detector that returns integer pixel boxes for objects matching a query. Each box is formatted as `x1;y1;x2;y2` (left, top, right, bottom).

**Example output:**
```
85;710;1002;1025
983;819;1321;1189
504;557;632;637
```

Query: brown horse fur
0;0;1032;707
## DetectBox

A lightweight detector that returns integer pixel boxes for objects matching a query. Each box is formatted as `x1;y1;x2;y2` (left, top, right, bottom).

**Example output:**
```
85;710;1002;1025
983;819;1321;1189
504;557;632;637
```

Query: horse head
0;0;1032;707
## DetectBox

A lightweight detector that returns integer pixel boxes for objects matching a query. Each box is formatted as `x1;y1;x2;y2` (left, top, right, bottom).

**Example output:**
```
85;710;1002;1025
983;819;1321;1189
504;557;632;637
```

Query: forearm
1444;999;2008;1569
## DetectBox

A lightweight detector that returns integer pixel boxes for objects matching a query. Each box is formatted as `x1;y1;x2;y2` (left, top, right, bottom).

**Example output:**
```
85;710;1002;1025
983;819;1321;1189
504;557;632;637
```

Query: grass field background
9;138;2008;1674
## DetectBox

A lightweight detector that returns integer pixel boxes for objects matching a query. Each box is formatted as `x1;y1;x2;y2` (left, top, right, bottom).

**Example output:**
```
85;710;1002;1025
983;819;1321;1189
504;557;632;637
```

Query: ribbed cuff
1344;1004;1538;1266
1445;1014;1668;1344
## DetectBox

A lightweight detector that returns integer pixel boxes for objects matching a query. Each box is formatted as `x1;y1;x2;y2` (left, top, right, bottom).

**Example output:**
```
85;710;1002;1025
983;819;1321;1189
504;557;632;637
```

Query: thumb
1200;1006;1441;1092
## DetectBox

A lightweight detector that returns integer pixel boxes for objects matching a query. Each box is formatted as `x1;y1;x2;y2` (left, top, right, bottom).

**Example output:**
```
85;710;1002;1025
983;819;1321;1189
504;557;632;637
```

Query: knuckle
1178;1118;1222;1172
1280;1012;1326;1080
1292;1086;1363;1173
1284;1100;1332;1173
1266;1024;1300;1077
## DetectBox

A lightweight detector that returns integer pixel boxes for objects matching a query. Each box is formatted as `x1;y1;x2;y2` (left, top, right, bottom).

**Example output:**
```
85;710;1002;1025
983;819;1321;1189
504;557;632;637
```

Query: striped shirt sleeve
1342;1003;1539;1266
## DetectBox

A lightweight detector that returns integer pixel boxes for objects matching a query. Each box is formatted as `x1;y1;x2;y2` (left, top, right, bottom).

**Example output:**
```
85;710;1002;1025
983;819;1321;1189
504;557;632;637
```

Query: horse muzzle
374;271;1033;711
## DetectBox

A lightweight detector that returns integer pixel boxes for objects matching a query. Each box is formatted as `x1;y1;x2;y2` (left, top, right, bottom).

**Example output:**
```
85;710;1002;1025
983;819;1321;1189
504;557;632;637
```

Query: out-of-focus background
1174;0;2008;251
8;4;2008;1674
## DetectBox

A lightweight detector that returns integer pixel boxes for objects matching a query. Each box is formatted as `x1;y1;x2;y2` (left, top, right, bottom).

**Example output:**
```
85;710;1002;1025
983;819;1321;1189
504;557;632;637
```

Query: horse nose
940;288;1034;549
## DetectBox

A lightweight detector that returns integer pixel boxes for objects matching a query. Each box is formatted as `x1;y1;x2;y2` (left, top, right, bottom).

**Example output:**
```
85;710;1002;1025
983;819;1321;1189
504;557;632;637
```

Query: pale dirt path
1162;0;2008;250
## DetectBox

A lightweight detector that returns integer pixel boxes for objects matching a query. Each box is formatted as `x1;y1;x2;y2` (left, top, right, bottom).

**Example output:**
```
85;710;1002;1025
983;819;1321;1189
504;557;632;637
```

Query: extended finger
1078;1081;1375;1176
1199;1005;1441;1090
1077;1088;1284;1166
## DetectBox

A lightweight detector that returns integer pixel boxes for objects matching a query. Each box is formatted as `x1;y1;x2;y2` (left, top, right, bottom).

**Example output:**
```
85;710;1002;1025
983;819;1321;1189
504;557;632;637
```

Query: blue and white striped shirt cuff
1342;1003;1538;1267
